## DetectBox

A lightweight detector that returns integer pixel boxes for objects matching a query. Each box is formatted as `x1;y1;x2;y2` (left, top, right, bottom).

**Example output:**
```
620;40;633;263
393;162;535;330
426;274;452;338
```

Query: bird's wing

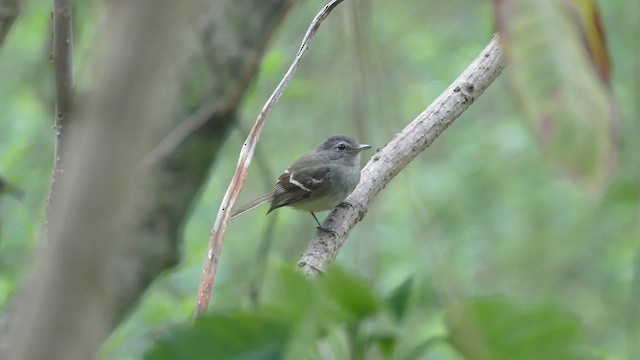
268;166;329;213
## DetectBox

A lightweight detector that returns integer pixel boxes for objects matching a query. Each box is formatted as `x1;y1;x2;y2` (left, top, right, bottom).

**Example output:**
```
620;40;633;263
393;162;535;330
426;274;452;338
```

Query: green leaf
403;336;449;360
446;297;587;360
0;176;24;199
369;332;396;358
263;263;318;318
386;277;414;322
321;266;381;320
145;311;290;360
262;263;352;327
494;0;618;197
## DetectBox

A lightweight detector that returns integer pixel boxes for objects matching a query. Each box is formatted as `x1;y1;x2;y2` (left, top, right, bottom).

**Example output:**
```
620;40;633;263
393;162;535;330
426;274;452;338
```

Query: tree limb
47;0;74;223
298;34;507;275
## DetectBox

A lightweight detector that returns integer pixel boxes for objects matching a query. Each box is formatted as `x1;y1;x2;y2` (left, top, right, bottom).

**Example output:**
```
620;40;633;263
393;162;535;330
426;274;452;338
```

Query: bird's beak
354;143;371;152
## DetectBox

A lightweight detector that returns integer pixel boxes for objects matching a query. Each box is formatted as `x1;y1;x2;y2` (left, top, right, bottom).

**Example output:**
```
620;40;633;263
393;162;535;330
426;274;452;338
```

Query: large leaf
494;0;618;197
261;263;351;327
445;297;588;360
145;266;385;360
260;264;350;359
322;266;381;320
145;311;290;360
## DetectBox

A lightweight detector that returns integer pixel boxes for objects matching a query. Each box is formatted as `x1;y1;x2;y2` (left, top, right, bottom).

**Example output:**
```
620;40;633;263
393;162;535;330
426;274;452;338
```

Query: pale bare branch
299;35;507;275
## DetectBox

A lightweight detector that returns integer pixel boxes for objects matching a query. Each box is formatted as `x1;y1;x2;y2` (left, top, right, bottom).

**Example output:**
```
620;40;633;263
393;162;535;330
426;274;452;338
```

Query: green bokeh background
0;0;637;358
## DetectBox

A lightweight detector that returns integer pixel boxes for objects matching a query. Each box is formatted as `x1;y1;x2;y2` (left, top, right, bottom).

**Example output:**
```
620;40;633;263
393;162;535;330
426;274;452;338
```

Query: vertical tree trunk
1;0;294;358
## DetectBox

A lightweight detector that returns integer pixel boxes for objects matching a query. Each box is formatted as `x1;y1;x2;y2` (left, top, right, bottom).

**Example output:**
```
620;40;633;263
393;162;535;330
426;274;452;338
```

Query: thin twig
193;0;346;318
298;34;508;275
52;0;74;114
232;123;279;306
47;0;74;219
248;214;278;306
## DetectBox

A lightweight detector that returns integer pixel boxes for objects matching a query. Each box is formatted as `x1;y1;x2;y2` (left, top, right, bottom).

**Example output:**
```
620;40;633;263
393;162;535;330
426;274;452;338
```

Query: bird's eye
336;143;347;151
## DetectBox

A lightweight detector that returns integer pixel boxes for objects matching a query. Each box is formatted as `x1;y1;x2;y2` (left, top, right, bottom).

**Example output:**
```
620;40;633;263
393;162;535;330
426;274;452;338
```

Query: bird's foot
337;201;354;209
316;225;338;236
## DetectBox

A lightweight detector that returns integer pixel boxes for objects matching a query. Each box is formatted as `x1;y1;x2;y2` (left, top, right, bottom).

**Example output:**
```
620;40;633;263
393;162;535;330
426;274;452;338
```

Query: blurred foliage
495;0;617;197
145;265;591;360
446;298;588;360
0;0;637;359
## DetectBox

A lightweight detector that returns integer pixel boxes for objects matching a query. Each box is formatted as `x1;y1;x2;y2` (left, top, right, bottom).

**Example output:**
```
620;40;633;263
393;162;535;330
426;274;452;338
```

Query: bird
231;135;371;232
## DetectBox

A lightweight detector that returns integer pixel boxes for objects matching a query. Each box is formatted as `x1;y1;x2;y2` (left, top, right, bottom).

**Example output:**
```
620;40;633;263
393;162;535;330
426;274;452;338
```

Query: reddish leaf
494;0;618;198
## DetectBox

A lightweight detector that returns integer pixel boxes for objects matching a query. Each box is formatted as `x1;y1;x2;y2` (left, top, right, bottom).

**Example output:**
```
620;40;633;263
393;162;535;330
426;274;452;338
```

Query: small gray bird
231;135;371;231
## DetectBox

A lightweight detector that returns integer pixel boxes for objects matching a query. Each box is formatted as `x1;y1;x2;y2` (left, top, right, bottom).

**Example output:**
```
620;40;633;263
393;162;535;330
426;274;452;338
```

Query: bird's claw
337;201;354;209
316;225;338;236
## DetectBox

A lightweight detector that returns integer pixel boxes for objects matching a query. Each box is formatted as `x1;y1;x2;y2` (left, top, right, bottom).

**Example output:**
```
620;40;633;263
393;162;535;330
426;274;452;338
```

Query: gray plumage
230;135;370;230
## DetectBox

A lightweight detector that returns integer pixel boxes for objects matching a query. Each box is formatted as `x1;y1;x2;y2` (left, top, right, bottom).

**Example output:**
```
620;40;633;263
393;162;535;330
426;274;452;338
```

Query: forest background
0;0;637;359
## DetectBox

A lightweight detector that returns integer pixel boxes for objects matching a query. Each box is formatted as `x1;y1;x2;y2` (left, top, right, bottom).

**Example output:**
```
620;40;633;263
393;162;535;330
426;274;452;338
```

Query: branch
193;0;345;318
47;0;74;218
52;0;74;118
298;34;507;275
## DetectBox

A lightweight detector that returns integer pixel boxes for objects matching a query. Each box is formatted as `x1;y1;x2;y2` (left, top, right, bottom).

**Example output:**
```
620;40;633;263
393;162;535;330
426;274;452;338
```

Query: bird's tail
230;192;273;220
